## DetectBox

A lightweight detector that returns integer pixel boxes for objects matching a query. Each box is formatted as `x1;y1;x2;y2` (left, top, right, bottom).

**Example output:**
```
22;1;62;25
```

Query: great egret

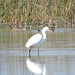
26;27;55;57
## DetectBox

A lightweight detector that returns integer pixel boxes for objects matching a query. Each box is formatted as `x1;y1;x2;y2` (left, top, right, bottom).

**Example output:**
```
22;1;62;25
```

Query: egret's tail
26;43;29;48
26;42;32;48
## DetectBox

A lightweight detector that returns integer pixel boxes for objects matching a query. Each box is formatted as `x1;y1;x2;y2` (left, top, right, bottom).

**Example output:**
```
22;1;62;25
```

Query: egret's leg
29;46;32;58
38;47;39;58
29;48;31;58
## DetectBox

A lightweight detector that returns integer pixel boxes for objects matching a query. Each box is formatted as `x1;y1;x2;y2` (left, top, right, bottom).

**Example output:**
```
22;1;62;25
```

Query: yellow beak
49;30;54;33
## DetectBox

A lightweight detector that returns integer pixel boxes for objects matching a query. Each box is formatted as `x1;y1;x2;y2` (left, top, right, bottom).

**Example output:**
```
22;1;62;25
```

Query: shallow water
0;28;75;75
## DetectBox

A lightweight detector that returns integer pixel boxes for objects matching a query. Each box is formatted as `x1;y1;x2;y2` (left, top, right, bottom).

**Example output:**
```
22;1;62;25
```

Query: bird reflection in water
26;58;46;75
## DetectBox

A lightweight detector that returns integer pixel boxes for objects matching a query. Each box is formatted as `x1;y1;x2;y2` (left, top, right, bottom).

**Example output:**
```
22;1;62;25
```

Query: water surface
0;28;75;75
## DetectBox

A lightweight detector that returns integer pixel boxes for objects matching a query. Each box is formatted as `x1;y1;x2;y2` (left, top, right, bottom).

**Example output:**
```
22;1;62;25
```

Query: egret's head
42;27;55;33
49;27;55;33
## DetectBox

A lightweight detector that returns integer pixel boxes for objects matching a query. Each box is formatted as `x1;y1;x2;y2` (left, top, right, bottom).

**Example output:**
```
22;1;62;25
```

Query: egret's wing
26;34;42;48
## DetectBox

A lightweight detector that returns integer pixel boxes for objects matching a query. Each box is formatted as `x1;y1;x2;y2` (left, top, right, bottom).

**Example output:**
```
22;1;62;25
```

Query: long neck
42;31;46;39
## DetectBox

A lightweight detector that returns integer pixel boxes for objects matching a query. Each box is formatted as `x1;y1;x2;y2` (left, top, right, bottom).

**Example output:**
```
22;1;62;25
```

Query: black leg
29;46;32;58
38;47;39;58
29;48;31;58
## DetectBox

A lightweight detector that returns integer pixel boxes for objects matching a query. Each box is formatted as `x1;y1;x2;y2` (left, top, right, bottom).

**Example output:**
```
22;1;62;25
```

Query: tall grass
0;0;75;28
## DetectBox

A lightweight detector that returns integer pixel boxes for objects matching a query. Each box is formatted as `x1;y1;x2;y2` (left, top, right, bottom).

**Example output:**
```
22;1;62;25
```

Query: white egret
26;27;54;57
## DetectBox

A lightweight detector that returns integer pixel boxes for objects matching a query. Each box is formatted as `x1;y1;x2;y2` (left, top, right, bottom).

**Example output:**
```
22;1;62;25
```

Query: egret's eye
49;27;55;32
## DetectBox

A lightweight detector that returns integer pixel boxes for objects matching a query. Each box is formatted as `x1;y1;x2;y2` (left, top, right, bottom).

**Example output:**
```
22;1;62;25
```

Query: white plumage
26;27;54;57
26;34;43;48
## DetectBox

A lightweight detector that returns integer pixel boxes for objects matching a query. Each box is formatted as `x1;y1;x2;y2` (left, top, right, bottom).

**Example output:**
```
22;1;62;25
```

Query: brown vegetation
0;0;75;28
